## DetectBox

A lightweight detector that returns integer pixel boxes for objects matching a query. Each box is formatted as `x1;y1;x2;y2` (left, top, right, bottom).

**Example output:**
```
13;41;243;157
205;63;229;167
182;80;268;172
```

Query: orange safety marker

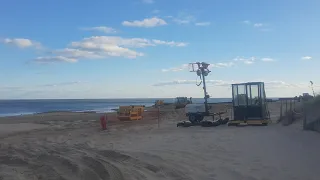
100;114;107;130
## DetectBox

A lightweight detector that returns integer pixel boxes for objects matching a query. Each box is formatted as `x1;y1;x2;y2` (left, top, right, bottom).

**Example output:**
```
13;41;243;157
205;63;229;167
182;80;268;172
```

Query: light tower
189;62;211;114
310;81;315;97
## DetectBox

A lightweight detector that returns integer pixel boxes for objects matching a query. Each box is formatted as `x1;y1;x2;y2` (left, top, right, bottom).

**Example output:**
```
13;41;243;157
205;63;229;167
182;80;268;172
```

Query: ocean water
0;98;232;117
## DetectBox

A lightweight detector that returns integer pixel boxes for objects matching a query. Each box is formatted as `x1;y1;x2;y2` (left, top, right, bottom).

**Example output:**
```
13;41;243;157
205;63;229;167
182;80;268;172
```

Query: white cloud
153;79;312;90
265;81;296;88
164;15;173;18
195;22;211;26
254;23;264;27
234;56;276;63
142;0;154;4
173;19;191;24
264;81;320;89
71;39;144;59
261;58;275;62
162;61;234;72
122;17;167;28
244;60;254;64
0;86;22;91
153;80;234;87
242;21;270;30
163;57;274;70
163;56;277;72
71;36;187;49
242;20;251;24
33;56;77;63
69;36;159;59
161;64;189;72
42;36;187;62
301;56;312;60
172;12;196;24
54;48;105;59
173;16;196;24
41;81;84;87
81;26;116;33
0;81;86;95
233;56;256;64
31;35;187;64
33;48;111;64
152;39;188;47
71;36;147;48
211;62;235;68
2;38;42;49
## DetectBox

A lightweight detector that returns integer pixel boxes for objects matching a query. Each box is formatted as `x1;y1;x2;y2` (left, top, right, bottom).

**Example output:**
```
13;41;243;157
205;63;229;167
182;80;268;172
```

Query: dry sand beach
0;102;320;180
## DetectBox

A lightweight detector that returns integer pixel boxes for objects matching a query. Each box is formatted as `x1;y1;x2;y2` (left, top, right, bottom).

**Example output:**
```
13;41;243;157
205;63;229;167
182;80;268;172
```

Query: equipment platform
228;119;270;126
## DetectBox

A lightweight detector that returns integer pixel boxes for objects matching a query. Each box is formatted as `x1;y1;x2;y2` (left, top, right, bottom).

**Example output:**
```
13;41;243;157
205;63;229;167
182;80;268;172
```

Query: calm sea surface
0;98;232;117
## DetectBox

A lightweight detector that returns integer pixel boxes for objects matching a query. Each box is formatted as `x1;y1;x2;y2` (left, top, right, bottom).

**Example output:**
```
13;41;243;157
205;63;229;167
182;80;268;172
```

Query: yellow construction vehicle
117;105;144;121
155;100;164;107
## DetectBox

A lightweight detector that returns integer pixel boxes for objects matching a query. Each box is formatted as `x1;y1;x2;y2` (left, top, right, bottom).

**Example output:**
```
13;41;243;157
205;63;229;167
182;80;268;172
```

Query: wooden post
105;113;107;130
280;100;283;122
158;106;160;128
285;100;288;123
290;100;293;124
303;106;307;130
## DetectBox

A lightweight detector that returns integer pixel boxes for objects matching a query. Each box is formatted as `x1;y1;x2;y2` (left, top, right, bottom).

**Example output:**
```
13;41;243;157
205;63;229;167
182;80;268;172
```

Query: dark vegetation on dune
303;95;320;132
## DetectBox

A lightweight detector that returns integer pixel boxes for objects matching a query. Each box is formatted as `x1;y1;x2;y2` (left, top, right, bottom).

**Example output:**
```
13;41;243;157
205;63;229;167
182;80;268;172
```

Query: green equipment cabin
228;82;270;126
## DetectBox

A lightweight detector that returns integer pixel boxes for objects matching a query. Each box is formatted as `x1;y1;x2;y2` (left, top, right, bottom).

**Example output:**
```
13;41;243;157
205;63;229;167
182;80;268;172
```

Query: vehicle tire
183;121;192;127
221;118;229;125
196;115;204;121
212;121;220;126
188;114;197;124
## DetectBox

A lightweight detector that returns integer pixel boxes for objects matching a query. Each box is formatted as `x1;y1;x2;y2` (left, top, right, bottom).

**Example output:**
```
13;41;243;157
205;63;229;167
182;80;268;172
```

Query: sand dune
1;102;320;180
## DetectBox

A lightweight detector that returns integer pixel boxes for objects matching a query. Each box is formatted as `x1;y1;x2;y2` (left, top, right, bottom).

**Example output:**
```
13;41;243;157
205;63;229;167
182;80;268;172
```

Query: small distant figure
189;97;193;104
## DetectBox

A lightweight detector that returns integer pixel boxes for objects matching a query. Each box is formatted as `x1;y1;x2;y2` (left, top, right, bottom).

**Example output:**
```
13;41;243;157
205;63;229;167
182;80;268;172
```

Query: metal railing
278;98;303;126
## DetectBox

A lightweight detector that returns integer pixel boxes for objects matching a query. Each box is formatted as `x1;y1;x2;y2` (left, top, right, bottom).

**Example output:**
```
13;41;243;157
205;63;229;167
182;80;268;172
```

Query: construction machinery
155;100;164;107
174;97;192;109
176;62;270;127
177;62;229;127
185;104;207;122
228;82;270;126
117;105;144;121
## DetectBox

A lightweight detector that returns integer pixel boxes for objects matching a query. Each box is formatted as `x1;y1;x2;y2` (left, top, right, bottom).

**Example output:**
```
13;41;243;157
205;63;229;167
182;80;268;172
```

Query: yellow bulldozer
117;105;145;121
155;100;164;107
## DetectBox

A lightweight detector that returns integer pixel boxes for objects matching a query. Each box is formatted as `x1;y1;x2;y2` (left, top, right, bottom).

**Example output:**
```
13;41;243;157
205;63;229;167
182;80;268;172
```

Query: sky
0;0;320;99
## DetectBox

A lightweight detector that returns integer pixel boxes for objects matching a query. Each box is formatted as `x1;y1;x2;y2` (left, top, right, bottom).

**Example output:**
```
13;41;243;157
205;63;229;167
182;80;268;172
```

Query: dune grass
304;94;320;107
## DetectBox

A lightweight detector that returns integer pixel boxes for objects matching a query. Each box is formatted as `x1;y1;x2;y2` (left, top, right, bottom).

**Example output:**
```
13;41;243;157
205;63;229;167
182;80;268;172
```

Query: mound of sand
0;142;193;180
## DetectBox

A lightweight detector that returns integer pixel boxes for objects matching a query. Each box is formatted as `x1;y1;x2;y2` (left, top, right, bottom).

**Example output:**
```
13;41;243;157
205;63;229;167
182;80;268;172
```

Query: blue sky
0;0;319;99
